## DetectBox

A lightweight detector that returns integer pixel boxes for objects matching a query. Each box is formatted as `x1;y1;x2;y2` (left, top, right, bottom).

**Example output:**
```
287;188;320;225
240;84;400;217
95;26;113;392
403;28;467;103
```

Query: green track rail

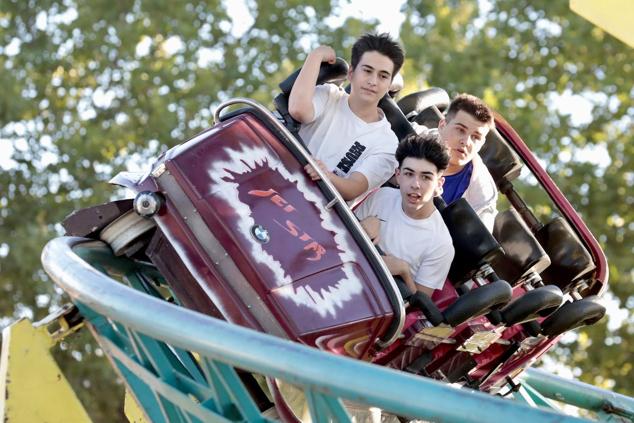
40;237;634;422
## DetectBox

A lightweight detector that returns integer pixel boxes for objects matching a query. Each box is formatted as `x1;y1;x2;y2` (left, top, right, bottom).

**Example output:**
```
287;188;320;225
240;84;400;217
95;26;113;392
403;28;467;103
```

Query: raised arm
288;45;336;123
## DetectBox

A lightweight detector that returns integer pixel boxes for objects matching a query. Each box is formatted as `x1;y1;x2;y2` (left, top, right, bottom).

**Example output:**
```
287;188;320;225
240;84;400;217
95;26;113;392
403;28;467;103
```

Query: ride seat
535;217;596;291
440;198;504;285
491;208;551;285
479;129;523;187
397;88;450;128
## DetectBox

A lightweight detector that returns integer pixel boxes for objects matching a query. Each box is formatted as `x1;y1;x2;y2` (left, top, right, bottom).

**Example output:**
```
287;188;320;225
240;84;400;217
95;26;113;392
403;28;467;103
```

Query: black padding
392;275;413;300
273;93;303;141
441;198;503;284
409;292;445;326
523;320;542;337
479;129;523;186
62;199;133;237
404;352;433;375
491;209;551;284
443;280;513;327
278;57;349;95
535;217;596;291
378;94;416;142
397;88;450;119
540;297;605;337
500;285;563;326
433;196;447;212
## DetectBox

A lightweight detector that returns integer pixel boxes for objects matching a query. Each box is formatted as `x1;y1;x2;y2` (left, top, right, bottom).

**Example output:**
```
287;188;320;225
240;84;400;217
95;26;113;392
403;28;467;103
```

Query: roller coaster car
61;60;608;400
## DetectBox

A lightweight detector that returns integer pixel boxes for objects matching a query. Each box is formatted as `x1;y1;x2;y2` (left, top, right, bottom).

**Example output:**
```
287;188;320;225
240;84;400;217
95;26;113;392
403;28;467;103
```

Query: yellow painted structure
0;319;92;422
124;390;148;423
570;0;634;47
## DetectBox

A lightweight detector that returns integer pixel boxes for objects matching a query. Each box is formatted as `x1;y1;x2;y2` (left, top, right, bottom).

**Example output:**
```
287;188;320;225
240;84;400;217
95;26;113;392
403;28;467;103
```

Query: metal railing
41;236;599;422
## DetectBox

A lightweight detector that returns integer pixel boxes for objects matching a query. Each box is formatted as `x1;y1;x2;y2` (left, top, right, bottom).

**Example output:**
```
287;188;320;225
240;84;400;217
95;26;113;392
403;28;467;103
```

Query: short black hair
445;93;494;128
351;32;405;78
396;132;449;172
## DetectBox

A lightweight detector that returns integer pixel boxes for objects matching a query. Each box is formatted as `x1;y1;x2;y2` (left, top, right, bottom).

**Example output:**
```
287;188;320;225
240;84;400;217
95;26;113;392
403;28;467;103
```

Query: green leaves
1;0;633;417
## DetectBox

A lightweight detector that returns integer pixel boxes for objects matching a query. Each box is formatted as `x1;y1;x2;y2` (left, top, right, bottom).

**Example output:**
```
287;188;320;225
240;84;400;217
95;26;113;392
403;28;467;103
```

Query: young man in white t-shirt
288;33;405;201
355;133;455;297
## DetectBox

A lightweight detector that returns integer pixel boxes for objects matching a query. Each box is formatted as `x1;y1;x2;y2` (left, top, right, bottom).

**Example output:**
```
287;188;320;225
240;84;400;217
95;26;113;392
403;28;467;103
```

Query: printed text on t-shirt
336;141;366;174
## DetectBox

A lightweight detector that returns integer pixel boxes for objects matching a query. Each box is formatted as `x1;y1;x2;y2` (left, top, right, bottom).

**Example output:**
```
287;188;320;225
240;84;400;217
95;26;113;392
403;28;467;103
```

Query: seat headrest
535;217;596;291
491;208;551;284
441;198;503;284
479;129;523;186
278;57;349;96
397;88;450;119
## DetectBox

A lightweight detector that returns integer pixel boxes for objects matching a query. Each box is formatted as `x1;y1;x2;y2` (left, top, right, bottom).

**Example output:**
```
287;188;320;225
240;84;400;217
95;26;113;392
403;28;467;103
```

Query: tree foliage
0;0;632;419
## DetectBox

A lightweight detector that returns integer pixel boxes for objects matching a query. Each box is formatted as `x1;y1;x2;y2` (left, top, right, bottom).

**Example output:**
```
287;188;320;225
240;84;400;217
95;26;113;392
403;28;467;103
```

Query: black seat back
397;88;450;119
535;217;596;291
378;94;416;142
441;198;503;284
278;57;349;96
479;129;523;187
491;209;551;285
397;88;450;129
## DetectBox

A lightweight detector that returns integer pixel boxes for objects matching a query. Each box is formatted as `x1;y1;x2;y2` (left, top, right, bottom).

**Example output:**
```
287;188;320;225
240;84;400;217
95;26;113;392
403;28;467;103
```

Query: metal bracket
33;303;85;343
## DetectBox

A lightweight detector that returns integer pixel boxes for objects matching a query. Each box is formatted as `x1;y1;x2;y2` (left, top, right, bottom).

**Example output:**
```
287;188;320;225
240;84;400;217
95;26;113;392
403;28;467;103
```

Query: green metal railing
41;236;630;422
519;368;634;422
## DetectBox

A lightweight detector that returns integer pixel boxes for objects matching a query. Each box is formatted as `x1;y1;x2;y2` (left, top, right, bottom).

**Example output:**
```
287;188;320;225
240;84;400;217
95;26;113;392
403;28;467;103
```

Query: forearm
288;53;323;122
326;171;368;201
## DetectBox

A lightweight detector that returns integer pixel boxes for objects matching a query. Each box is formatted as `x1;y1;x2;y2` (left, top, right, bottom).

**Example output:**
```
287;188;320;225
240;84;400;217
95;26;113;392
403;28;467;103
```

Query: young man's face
438;110;491;172
348;51;394;106
395;157;444;218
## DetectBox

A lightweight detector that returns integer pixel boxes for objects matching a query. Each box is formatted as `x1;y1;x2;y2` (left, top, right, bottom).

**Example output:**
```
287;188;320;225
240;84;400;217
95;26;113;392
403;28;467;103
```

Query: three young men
289;33;405;202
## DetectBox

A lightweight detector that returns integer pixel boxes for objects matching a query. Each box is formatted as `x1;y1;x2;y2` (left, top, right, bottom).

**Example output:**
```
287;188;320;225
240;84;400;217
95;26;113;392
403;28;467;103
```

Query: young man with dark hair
289;33;405;202
415;93;498;230
355;133;454;297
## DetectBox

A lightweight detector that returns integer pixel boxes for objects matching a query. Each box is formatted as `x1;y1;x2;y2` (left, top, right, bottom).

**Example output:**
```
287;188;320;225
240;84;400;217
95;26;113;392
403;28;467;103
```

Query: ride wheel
100;210;156;256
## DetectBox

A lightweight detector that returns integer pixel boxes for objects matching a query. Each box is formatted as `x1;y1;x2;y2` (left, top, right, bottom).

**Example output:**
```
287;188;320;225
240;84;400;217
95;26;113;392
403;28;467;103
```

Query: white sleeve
308;83;339;123
414;241;454;291
353;132;398;191
464;155;498;232
354;152;398;191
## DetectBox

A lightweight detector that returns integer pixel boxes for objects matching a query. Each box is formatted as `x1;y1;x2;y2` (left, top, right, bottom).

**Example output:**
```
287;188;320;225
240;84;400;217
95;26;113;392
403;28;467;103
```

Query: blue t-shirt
442;161;473;204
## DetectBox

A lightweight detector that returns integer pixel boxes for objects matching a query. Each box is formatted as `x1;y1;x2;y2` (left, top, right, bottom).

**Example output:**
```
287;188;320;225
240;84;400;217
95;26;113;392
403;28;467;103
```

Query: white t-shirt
354;188;455;290
299;84;398;193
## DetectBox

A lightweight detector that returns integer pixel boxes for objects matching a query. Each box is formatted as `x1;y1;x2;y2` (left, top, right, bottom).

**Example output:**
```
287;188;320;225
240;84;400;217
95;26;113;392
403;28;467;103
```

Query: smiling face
438;110;491;175
348;51;394;107
395;157;444;219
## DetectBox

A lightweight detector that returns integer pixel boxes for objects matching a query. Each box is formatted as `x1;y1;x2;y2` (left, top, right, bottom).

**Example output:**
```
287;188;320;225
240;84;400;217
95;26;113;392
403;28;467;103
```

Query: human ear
434;176;445;197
